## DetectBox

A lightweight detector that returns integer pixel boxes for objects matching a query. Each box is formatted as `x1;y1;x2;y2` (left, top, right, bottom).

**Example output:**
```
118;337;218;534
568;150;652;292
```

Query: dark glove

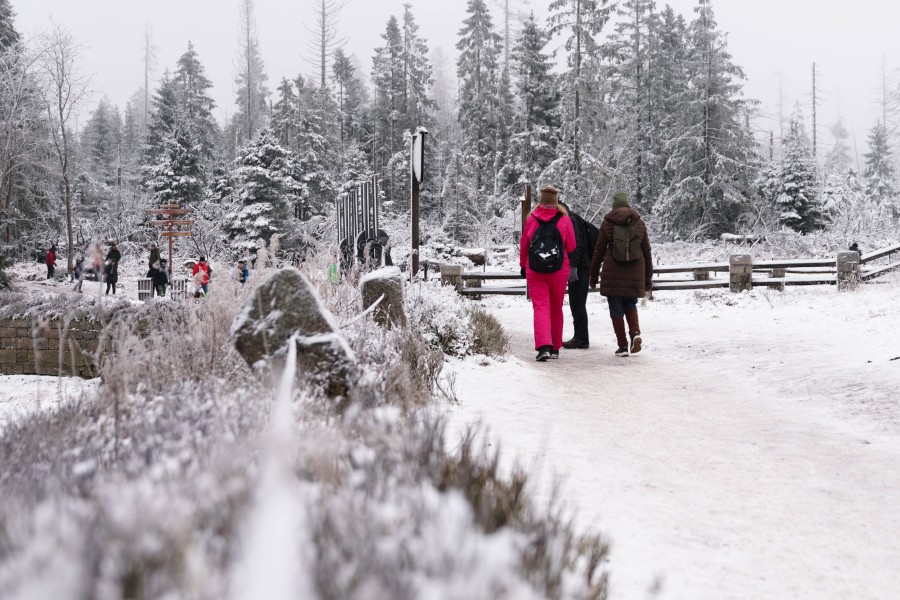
520;267;526;278
589;275;598;289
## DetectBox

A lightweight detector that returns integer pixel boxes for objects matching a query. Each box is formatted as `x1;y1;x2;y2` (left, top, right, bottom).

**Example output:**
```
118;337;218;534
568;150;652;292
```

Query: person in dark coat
849;242;861;255
45;245;57;279
237;260;249;286
588;192;653;357
104;259;118;295
149;258;169;296
560;203;599;349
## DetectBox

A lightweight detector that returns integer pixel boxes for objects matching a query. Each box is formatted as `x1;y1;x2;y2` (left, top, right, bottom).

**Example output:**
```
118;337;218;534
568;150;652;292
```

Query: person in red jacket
45;245;57;279
192;256;210;297
520;186;577;361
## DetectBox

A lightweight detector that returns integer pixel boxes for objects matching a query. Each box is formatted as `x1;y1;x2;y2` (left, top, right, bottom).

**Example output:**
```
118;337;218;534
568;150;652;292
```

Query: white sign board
412;134;424;183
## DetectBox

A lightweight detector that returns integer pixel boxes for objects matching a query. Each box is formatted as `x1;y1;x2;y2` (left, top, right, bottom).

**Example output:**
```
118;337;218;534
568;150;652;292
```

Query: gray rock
231;267;355;397
359;266;407;328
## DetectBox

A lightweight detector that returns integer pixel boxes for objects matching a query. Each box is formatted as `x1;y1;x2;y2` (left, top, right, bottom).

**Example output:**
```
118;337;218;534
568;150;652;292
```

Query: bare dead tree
304;0;347;89
39;22;90;275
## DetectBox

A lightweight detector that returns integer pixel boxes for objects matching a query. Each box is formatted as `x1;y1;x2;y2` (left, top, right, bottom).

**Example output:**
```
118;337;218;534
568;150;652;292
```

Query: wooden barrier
138;278;153;301
446;241;900;297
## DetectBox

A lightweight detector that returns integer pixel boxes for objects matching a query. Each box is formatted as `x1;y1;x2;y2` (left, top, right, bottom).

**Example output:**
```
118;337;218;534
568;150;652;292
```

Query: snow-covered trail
448;285;900;599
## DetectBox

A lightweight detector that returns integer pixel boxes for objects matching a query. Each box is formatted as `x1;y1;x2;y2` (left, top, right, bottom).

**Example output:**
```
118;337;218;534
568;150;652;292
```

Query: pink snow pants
527;267;569;350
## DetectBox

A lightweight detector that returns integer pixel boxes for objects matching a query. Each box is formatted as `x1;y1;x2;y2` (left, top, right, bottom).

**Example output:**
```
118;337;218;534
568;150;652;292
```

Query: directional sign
412;127;427;184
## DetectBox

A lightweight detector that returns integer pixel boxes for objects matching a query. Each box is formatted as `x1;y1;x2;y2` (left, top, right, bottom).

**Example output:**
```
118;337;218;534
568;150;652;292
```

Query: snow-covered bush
0;251;11;290
405;279;478;357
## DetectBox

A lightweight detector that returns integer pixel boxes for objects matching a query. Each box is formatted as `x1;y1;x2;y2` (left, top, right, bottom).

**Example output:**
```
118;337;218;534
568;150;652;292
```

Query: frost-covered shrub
405;279;477;357
470;305;510;358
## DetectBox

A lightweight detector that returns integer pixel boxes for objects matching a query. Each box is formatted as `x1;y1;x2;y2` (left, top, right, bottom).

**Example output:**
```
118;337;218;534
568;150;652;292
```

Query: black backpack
611;219;643;263
528;213;565;273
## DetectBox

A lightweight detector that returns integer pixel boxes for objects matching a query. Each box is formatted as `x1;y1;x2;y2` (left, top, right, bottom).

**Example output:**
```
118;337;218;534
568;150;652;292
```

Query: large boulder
231;267;355;398
359;266;407;328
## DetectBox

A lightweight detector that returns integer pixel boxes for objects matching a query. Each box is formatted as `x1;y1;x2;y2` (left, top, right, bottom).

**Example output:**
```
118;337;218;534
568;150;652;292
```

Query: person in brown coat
588;192;653;356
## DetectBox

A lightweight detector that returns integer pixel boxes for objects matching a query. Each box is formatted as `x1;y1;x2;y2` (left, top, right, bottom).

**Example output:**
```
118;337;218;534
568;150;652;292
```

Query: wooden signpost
145;203;194;270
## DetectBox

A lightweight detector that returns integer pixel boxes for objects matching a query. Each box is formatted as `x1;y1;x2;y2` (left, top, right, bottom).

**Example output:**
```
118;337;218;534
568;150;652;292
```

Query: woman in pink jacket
520;186;577;361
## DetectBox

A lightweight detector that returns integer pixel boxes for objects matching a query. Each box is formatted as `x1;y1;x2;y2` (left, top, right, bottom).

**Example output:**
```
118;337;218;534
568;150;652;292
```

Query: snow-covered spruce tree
456;0;514;237
820;169;873;237
768;114;824;233
601;0;661;213
548;0;612;176
331;48;368;151
172;41;219;162
296;88;339;219
863;121;899;221
227;130;299;254
400;5;437;134
824;117;853;180
81;97;123;186
143;122;205;208
653;0;758;239
0;0;18;51
371;15;404;207
504;12;561;194
271;77;299;148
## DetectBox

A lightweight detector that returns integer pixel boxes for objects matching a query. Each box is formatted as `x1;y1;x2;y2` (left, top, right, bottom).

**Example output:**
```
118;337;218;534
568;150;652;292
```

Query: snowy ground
0;375;99;435
447;275;900;600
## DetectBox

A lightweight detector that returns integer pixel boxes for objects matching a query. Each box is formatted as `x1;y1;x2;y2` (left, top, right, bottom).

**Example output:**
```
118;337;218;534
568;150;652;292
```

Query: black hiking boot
550;348;560;359
536;346;552;361
630;332;642;354
562;338;589;349
615;346;630;357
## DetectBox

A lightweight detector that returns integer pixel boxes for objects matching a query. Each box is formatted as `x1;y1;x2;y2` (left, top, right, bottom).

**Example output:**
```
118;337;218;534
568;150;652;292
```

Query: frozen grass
0;251;609;599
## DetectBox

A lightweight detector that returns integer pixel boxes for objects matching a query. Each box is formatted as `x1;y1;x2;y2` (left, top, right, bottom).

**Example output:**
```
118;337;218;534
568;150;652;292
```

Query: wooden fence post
441;265;463;293
836;251;860;291
729;254;753;292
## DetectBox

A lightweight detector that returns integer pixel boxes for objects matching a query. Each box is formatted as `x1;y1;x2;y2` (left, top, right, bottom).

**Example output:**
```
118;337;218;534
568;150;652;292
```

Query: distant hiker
237;260;249;286
104;259;118;295
589;192;653;357
106;242;121;278
560;202;600;350
72;255;86;292
45;245;56;279
148;243;160;269
520;185;576;362
149;258;169;297
89;242;104;283
192;256;210;296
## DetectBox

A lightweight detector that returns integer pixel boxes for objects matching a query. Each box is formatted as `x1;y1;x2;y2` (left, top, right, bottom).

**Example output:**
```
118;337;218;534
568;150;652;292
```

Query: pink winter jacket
519;205;577;273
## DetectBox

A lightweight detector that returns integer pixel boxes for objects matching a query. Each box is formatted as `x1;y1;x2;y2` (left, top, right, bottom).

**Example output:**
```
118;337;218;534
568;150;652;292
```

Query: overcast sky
13;0;900;159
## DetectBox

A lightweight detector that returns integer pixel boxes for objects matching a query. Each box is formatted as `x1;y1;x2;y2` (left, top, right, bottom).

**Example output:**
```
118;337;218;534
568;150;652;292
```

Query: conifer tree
271;78;299;148
173;42;218;160
0;0;19;51
456;0;504;195
144;123;204;207
81;97;123;185
547;0;613;170
769;114;824;233
653;0;758;238
824;118;853;180
227;130;299;252
863;121;898;219
234;0;269;145
506;13;560;191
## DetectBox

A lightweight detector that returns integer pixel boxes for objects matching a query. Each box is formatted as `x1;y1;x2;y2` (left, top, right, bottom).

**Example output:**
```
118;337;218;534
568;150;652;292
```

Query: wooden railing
442;242;900;297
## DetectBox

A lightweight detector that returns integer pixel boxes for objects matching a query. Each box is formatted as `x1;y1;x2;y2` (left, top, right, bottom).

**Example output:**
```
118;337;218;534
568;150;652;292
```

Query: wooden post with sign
410;127;427;279
145;204;194;278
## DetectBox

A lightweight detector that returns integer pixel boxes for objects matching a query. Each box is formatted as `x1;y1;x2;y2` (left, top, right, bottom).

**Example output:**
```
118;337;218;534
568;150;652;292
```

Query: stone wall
0;318;104;378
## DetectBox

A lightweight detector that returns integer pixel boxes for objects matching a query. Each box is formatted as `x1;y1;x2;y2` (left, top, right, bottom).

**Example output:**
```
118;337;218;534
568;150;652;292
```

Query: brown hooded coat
589;207;653;297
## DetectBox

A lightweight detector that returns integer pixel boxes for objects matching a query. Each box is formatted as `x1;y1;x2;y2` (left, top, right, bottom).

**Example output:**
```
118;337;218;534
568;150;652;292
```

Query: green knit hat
612;192;630;209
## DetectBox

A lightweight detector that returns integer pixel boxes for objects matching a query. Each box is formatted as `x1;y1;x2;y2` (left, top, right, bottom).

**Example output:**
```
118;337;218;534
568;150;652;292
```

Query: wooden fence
442;242;900;297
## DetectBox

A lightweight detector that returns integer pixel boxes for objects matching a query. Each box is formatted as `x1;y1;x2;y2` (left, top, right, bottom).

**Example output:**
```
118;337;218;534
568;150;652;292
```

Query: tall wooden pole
411;135;420;279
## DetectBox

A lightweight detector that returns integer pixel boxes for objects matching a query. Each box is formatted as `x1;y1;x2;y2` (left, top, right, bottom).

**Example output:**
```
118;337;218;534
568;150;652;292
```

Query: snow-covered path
448;282;900;599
